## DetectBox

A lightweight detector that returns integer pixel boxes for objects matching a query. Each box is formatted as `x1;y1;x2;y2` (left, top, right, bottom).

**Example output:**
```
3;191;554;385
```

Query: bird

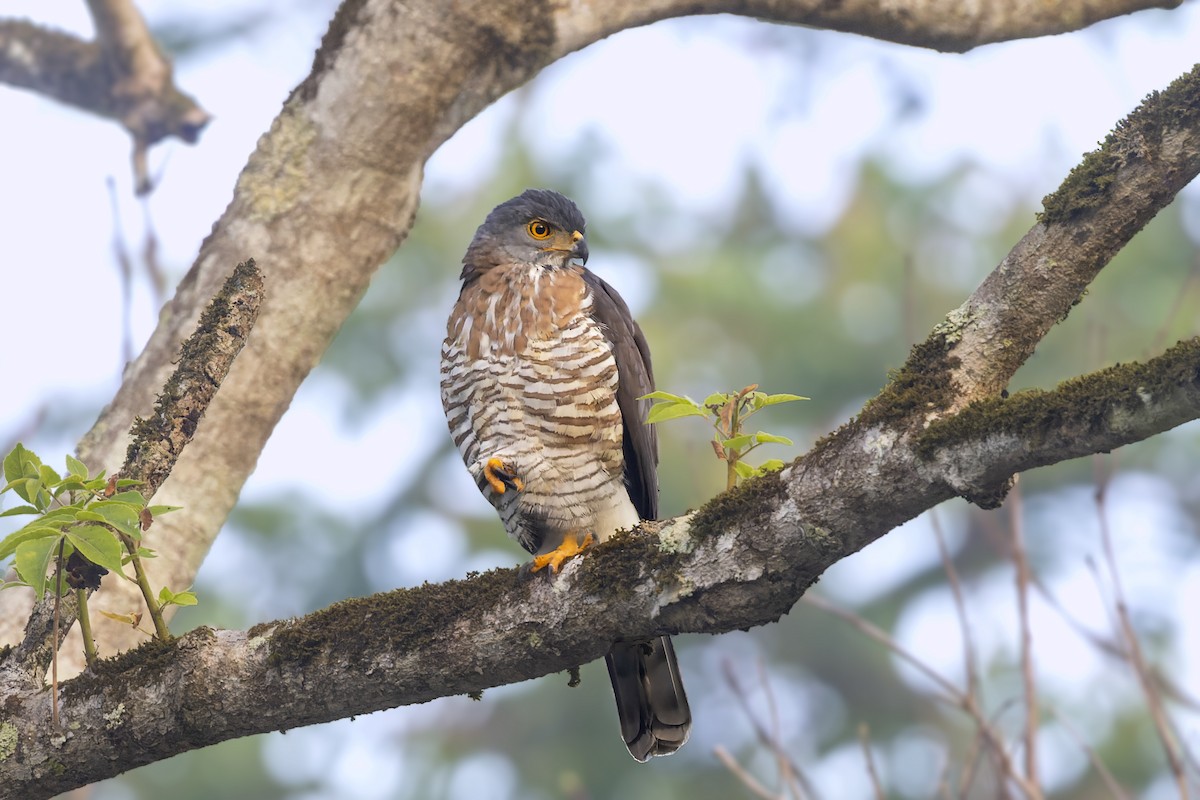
439;188;691;761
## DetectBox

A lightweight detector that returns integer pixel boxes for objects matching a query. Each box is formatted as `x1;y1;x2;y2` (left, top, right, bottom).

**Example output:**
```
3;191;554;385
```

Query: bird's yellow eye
527;220;552;240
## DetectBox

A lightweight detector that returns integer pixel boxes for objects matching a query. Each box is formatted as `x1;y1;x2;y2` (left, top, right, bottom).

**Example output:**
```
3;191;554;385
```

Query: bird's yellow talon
531;533;595;573
484;457;523;494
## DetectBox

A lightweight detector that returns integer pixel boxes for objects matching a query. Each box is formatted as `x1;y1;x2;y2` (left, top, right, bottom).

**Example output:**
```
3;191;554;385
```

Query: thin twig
935;756;953;800
957;722;988;799
858;723;885;800
802;595;1041;799
75;589;97;667
714;745;784;800
51;538;64;728
932;510;980;698
802;595;960;701
1148;253;1200;357
124;543;169;641
1008;483;1042;797
106;177;136;366
758;660;802;800
1055;713;1130;800
721;659;812;799
1093;459;1191;798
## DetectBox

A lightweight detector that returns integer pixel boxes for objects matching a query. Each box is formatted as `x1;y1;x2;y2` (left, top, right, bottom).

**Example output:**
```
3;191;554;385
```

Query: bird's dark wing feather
581;269;658;521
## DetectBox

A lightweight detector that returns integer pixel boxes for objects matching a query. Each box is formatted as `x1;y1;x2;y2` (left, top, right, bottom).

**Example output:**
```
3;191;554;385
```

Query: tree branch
2;336;1197;797
938;65;1200;405
0;2;1195;790
0;261;262;691
0;1;210;192
0;0;1171;668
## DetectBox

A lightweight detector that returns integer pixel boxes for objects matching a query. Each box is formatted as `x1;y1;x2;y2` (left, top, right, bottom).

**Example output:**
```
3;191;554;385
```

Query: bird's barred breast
440;265;628;542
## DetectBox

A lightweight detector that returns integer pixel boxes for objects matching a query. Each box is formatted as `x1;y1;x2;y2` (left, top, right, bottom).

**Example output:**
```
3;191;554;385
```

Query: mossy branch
2;337;1197;797
931;62;1200;407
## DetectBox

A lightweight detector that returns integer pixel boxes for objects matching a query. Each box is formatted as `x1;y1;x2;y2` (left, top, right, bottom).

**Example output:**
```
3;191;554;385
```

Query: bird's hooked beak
569;230;589;265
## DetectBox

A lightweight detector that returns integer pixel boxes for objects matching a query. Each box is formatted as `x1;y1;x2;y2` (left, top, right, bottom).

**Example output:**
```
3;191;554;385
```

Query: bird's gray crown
460;189;588;282
478;188;587;239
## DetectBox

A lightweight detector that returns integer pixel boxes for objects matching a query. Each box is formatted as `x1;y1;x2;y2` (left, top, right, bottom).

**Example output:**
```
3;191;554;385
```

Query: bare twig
1148;253;1200;357
957;723;988;798
1056;714;1131;800
932;511;980;698
1008;484;1042;796
715;745;784;800
858;723;885;800
1094;460;1191;798
106;177;136;366
757;660;802;800
802;594;1040;799
721;659;812;800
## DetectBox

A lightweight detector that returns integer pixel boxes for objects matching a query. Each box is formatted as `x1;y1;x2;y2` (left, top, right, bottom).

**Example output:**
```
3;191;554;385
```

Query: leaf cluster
643;385;807;488
0;444;179;602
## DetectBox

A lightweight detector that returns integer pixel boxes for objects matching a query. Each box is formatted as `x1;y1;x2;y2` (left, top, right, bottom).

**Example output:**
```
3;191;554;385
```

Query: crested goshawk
439;189;691;760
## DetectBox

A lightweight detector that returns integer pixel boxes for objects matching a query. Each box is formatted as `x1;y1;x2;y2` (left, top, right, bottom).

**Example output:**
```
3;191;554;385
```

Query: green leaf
0;505;39;518
9;478;32;505
158;586;199;607
90;502;142;537
83;477;109;493
108;491;148;507
722;434;756;451
2;445;24;485
66;526;128;577
147;505;181;516
703;392;731;408
733;461;756;480
761;393;809;406
38;508;79;528
115;479;142;488
38;464;62;488
54;477;88;497
24;478;43;509
65;454;88;479
0;525;62;560
639;390;695;404
4;444;41;485
98;610;139;626
15;535;61;598
169;590;198;607
754;431;793;446
74;509;106;523
757;459;786;473
646;402;708;424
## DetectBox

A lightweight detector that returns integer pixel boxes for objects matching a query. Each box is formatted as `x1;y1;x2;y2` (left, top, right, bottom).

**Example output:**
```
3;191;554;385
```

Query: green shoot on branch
642;384;807;491
0;443;188;655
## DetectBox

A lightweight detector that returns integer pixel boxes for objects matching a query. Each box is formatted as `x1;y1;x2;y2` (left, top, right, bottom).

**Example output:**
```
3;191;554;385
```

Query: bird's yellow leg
484;457;524;494
531;532;596;574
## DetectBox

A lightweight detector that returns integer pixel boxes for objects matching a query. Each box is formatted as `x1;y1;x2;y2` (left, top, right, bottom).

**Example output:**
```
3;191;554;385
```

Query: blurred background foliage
3;2;1200;799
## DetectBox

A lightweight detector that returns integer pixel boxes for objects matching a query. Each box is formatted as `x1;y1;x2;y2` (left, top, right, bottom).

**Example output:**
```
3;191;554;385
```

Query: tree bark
2;336;1198;796
0;0;1195;795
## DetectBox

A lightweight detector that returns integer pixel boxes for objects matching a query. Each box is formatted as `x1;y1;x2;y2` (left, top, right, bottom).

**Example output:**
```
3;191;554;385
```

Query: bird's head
460;189;589;282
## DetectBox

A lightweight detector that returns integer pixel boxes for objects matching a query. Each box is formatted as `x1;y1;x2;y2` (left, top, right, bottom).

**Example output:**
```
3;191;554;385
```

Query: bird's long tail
605;636;691;761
